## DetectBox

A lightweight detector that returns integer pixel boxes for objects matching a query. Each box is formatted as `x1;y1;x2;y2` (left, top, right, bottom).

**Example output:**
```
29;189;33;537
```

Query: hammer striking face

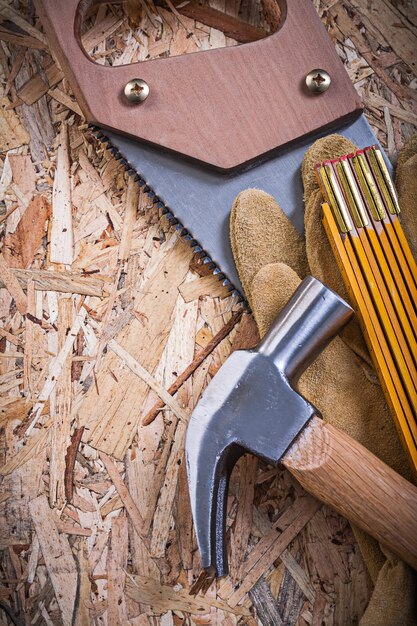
185;277;353;577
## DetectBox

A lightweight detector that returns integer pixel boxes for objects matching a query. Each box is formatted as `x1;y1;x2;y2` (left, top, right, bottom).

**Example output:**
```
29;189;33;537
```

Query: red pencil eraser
347;152;355;159
363;146;371;152
323;159;333;166
356;149;364;155
340;155;348;161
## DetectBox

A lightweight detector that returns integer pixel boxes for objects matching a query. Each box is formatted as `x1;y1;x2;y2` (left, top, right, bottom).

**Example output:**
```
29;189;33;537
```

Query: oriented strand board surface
0;1;416;625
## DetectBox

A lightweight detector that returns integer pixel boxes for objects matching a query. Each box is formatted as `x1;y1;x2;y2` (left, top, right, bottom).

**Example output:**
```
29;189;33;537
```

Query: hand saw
35;0;390;294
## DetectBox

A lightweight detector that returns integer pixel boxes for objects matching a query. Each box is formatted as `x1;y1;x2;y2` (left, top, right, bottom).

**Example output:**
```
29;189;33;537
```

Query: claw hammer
185;277;417;577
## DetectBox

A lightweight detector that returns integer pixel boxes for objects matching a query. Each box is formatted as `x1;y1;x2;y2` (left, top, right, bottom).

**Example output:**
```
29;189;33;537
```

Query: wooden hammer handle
283;416;417;570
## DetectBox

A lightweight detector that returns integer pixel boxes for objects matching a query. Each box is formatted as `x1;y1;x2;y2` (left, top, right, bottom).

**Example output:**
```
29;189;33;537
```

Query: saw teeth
90;124;241;302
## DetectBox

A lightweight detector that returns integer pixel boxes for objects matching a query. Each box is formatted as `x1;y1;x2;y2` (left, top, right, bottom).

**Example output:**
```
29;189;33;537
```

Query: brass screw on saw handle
306;69;331;94
124;78;150;103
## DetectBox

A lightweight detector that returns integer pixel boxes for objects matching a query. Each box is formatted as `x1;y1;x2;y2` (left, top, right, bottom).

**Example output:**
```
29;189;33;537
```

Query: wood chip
100;452;146;538
0;420;51;476
126;575;250;616
107;516;129;624
50;122;74;265
0;268;108;296
0;253;27;314
15;63;63;106
49;296;73;507
23;279;35;396
150;419;187;557
22;301;88;437
118;178;140;262
280;549;316;604
81;14;125;53
48;88;83;117
3;196;50;269
8;153;37;195
0;96;30;150
249;576;284;625
29;495;78;626
179;273;231;302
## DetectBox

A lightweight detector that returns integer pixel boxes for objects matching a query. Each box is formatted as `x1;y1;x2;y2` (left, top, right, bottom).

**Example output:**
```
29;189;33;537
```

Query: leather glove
230;134;417;626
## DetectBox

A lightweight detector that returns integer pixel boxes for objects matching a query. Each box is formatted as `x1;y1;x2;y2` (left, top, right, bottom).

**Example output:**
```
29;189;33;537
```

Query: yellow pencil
316;152;417;472
367;145;417;295
344;153;417;354
359;148;417;325
322;203;417;471
321;161;417;401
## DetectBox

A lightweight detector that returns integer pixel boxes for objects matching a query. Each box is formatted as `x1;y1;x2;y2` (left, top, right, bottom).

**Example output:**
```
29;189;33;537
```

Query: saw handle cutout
78;1;282;60
35;0;361;170
283;416;417;571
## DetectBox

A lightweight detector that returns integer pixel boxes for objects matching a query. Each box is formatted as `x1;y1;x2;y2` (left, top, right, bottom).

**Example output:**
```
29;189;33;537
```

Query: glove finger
250;262;301;338
359;545;417;626
395;150;417;259
396;133;417;171
230;188;308;308
302;133;358;200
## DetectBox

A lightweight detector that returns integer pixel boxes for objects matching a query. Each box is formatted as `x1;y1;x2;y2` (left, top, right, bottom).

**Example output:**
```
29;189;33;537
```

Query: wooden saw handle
34;0;361;170
283;416;417;571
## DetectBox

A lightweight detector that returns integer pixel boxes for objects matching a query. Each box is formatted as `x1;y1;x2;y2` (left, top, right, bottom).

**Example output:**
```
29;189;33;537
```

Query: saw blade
93;113;391;296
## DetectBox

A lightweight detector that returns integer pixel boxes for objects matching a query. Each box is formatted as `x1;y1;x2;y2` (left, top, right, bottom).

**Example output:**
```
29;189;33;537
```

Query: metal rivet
124;79;149;103
306;69;331;94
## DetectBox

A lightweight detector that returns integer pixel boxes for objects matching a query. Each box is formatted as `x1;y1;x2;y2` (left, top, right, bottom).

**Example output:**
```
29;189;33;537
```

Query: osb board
0;1;416;625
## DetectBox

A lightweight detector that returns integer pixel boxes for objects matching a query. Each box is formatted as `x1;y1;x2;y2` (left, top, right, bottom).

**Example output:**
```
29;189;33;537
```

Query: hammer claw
186;429;243;575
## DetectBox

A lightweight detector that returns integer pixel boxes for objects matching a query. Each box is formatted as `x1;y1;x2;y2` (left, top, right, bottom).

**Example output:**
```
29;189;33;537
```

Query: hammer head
185;277;353;577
